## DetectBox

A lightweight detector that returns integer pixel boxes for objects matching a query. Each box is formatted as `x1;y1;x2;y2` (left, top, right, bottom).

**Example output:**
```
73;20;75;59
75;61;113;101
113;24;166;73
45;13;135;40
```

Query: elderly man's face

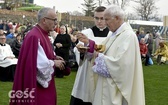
44;10;58;32
104;14;118;32
0;35;6;44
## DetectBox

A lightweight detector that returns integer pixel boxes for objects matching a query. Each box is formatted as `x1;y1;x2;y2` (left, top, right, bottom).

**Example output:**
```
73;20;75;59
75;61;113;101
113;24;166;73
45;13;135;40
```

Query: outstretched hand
76;32;89;45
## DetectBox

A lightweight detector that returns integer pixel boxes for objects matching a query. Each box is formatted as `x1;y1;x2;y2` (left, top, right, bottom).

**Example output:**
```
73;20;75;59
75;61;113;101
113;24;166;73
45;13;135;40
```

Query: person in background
0;34;17;81
6;28;16;46
0;20;10;35
139;38;150;66
136;30;141;42
53;25;71;78
50;30;58;41
155;32;162;51
147;33;154;56
152;41;168;65
10;7;66;105
11;33;22;58
76;5;145;105
144;31;150;44
6;28;15;39
70;6;112;105
69;31;79;69
138;30;145;41
70;31;78;44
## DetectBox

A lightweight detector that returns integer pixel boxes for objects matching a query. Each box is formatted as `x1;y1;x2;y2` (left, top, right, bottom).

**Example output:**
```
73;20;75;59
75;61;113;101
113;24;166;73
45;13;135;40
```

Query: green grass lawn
0;64;168;105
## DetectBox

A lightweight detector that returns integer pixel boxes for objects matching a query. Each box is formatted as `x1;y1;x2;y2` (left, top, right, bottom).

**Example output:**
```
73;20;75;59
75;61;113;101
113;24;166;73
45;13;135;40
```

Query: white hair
105;5;125;20
37;7;53;23
156;32;160;36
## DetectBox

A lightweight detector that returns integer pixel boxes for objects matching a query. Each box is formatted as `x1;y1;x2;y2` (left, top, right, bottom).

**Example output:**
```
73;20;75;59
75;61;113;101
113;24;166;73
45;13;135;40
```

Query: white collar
97;27;106;31
111;22;126;37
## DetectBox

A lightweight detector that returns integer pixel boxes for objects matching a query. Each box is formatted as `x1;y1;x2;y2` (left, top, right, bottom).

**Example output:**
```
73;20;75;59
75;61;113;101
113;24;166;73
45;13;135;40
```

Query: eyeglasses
94;17;104;21
44;17;58;23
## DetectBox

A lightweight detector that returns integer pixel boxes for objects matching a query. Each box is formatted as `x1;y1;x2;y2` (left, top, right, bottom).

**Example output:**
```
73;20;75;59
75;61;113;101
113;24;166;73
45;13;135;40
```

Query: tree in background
97;0;103;6
105;0;130;9
1;0;33;10
82;0;97;16
133;0;159;21
96;0;160;21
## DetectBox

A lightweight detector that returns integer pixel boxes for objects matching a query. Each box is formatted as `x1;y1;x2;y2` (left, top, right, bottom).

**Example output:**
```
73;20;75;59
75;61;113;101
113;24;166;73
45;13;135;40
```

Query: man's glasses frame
44;17;58;23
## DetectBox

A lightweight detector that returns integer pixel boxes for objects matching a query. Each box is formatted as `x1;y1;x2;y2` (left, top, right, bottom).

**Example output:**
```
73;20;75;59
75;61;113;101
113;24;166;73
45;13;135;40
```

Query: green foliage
16;6;43;11
82;0;97;16
0;66;168;105
23;3;37;7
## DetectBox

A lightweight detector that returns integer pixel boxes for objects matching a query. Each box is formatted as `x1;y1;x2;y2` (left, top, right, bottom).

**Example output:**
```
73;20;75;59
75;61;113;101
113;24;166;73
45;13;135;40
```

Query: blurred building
28;0;34;3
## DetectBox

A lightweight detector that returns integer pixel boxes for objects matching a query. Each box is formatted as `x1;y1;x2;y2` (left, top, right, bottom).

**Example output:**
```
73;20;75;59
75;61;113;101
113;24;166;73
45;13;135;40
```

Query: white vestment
92;23;145;105
37;40;55;88
71;28;112;102
0;44;18;67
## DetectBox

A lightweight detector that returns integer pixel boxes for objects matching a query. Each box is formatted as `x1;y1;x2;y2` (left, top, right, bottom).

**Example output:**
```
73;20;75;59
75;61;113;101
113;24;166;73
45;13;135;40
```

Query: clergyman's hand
76;32;89;45
54;60;65;70
56;56;64;60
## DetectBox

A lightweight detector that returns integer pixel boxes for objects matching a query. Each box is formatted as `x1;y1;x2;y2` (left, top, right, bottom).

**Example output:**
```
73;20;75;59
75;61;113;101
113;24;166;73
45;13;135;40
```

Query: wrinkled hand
76;32;89;45
54;60;65;70
56;56;64;60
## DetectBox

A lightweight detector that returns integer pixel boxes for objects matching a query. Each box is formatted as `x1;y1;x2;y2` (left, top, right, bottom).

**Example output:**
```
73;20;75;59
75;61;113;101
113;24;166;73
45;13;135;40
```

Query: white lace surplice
37;41;54;88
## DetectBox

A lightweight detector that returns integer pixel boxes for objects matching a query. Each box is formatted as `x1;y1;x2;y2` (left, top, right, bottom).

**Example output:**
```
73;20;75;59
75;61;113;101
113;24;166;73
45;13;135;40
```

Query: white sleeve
74;41;85;65
36;41;55;88
0;46;6;60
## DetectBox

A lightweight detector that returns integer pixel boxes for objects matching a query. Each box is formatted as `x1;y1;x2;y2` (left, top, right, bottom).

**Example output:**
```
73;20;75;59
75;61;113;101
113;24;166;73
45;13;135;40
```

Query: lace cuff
37;41;54;88
92;53;111;78
37;67;54;88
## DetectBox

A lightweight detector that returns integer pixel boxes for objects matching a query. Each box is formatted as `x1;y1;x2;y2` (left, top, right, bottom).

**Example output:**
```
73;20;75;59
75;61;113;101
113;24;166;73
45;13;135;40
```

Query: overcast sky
156;0;167;16
34;0;168;16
